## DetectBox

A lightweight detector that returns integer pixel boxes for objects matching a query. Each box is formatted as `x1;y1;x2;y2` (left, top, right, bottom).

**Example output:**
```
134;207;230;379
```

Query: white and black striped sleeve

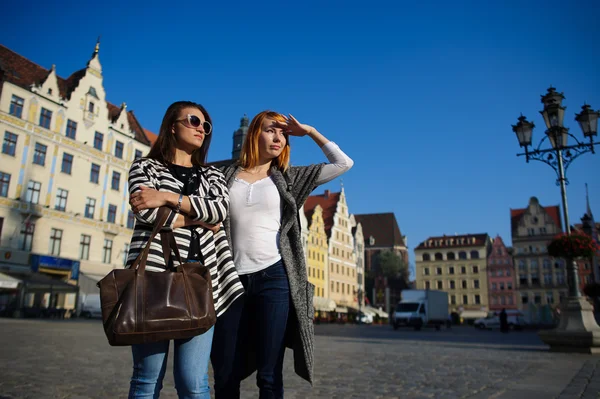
128;159;178;229
188;167;230;225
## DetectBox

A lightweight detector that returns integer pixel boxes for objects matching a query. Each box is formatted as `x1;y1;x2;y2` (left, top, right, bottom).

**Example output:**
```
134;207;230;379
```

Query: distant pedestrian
499;308;509;333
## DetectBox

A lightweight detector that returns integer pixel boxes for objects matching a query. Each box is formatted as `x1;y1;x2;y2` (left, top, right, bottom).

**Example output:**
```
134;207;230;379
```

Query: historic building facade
415;233;492;321
0;43;152;313
510;197;568;320
487;235;518;311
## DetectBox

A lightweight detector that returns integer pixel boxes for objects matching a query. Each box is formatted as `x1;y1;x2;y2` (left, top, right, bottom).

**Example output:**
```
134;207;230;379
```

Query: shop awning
313;296;336;312
460;310;488;319
0;272;20;289
2;271;78;293
335;306;348;314
364;305;389;318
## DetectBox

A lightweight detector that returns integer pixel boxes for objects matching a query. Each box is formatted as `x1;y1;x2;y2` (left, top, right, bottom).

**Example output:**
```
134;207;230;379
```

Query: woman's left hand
277;114;315;137
130;185;169;213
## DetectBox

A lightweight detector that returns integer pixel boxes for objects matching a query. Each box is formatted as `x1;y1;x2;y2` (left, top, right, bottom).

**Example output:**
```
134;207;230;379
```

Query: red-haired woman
211;111;353;398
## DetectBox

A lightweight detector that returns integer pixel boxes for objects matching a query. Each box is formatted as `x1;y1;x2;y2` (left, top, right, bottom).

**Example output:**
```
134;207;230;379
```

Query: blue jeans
211;260;290;399
129;326;215;399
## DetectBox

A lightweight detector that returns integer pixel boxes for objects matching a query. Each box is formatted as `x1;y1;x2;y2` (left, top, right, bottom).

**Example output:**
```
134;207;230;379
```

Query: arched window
458;251;467;260
447;252;456;260
435;252;443;260
470;250;480;259
422;253;431;261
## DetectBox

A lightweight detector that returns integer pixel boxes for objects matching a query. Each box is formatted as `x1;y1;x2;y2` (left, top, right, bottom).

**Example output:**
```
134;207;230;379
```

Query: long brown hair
146;101;213;166
239;110;290;171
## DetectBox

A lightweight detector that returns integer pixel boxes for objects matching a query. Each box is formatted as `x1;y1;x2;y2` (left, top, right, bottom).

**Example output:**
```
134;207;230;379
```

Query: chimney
324;189;330;199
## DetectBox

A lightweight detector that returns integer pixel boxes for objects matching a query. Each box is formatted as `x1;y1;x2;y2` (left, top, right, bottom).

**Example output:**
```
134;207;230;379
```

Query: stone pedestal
539;296;600;354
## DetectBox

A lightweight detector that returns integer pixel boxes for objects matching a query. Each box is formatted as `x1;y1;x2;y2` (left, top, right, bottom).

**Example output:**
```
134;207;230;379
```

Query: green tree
376;250;409;281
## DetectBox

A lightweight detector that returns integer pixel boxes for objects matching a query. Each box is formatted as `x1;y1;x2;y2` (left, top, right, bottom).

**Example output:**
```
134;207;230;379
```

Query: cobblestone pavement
0;318;599;398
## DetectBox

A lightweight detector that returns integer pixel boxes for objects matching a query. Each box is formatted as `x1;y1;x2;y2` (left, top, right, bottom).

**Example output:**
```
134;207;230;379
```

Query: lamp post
512;87;600;353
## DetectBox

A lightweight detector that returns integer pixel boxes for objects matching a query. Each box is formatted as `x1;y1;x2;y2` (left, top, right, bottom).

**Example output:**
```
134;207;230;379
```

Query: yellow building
305;204;328;299
415;233;492;322
0;42;152;314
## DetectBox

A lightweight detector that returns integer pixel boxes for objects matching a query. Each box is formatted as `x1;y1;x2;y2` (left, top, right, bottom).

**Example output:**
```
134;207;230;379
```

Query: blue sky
2;0;599;277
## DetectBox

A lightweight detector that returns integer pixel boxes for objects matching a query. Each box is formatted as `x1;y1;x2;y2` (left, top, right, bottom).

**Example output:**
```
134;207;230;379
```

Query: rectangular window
448;266;454;275
90;163;100;184
88;101;95;113
462;295;468;305
94;132;104;151
66;120;77;139
111;171;121;191
20;221;35;251
49;228;62;256
114;141;124;159
534;293;542;304
450;295;456;305
437;281;443;289
103;239;113;264
461;266;466;274
61;153;73;174
39;108;52;129
123;243;130;266
25;181;41;204
424;268;429;276
507;282;512;290
499;283;504;290
450;281;455;289
54;188;68;211
521;293;529;304
85;197;96;219
544;273;553;285
474;279;480;289
2;132;18;156
557;273;565;285
436;267;442;275
79;234;91;260
0;172;10;197
425;281;430;289
492;283;497;290
127;211;135;229
134;149;143;160
462;280;467;289
9;95;24;118
475;295;481;305
107;204;117;223
472;266;479;273
546;291;554;305
33;143;47;166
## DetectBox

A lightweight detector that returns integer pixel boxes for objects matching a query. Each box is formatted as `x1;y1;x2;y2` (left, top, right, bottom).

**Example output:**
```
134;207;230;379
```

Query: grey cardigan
222;163;324;384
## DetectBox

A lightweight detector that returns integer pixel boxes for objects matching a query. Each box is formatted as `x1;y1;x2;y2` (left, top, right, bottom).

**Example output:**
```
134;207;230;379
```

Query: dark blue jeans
211;260;290;399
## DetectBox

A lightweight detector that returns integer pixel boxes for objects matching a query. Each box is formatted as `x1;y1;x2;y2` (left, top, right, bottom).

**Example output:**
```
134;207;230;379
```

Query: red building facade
487;235;518;311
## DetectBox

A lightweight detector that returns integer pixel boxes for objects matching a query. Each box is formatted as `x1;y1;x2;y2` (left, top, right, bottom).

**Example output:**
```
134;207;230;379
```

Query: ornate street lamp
512;87;600;353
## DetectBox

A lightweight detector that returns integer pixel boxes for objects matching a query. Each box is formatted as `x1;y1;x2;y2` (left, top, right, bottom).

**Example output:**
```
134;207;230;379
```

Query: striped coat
126;158;244;317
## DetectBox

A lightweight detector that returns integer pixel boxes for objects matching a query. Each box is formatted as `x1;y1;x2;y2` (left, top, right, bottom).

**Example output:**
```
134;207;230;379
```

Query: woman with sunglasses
127;101;243;399
211;111;353;398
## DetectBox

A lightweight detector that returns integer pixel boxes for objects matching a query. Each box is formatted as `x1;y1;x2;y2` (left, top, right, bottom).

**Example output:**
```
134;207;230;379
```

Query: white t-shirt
230;141;353;275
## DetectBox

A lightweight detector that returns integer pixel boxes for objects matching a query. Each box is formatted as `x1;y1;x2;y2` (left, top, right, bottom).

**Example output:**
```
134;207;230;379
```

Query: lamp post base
538;296;600;354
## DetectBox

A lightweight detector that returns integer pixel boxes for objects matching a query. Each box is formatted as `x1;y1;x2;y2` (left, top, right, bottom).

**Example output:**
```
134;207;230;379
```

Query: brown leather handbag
96;207;216;346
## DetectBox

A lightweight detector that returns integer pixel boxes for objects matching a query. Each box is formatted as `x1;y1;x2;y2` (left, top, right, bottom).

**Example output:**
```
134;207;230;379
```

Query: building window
492;283;497;290
507;282;512;290
0;172;10;197
126;211;135;229
521;293;529;304
20;221;35;251
436;267;442;275
448;266;454;275
519;274;527;286
557;273;565;285
450;295;456;305
107;204;117;223
434;252;443;261
49;228;62;256
80;234;91;260
123;243;130;266
470;251;479;259
54;188;68;211
9;95;24;118
94;132;104;151
115;141;124;159
61;153;73;174
65;120;77;139
474;280;480;289
447;252;456;260
90;163;100;184
25;181;41;204
462;295;468;304
425;281;430;289
544;273;553;285
103;239;113;264
475;295;481;305
499;283;504;290
85;197;96;219
437;281;443;289
450;281;455;289
462;280;467;289
134;149;143;160
423;267;429;276
458;251;467;260
88;101;95;113
534;293;542;304
2;132;18;156
461;266;466;274
546;291;554;305
472;265;479;273
422;253;431;261
33;143;47;166
39;108;52;129
111;171;121;191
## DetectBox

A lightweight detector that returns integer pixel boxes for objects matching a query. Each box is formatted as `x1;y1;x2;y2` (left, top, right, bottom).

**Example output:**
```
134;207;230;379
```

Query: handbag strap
161;230;184;268
130;207;172;275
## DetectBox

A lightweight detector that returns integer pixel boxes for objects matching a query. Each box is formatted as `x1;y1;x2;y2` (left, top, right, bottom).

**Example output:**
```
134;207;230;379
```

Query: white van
474;310;526;330
79;294;102;319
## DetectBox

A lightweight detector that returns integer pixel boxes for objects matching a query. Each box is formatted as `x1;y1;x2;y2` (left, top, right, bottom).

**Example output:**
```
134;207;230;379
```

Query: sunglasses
176;114;212;135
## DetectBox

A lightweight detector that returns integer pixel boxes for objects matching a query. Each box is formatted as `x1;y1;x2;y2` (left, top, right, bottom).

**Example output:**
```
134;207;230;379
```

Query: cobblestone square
0;319;599;398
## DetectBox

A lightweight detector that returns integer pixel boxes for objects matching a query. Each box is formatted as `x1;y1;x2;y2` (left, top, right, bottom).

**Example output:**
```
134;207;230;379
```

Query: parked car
474;311;526;330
